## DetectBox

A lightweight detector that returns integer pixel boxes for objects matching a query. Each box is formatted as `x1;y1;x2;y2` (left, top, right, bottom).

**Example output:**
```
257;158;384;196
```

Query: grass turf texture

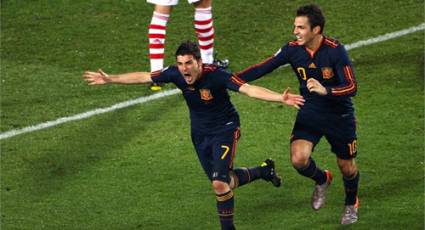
1;0;424;229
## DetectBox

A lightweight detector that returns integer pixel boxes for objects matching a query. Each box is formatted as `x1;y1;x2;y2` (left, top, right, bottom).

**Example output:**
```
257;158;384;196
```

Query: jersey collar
304;35;324;58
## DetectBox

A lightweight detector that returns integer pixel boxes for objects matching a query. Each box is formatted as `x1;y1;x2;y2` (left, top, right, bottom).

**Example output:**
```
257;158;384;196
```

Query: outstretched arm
239;83;305;109
236;45;289;83
83;69;153;85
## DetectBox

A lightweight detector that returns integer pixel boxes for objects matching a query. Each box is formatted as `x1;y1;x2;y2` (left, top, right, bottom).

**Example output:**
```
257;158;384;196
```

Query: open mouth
184;74;193;83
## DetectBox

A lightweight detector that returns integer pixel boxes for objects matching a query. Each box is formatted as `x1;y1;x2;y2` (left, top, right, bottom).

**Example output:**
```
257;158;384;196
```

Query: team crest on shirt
199;88;213;101
321;67;334;79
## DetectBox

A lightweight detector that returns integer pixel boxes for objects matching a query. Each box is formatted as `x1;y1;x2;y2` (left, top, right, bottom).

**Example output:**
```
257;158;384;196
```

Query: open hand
83;69;110;85
282;88;305;109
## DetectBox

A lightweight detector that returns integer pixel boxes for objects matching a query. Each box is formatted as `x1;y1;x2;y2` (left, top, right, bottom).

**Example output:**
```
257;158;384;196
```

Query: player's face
293;16;320;47
176;54;202;85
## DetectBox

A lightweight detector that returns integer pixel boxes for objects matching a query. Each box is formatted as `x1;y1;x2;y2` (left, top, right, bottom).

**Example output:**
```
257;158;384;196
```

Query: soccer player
147;0;228;91
236;4;360;225
83;41;305;230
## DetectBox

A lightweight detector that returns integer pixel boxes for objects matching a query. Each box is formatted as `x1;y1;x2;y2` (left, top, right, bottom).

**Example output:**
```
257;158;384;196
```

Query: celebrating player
83;41;304;230
236;4;360;225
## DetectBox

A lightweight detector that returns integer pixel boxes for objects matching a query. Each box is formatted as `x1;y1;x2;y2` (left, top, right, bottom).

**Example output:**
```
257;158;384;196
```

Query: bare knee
154;5;172;14
291;152;309;169
337;158;358;177
194;0;212;8
291;140;313;169
212;180;230;194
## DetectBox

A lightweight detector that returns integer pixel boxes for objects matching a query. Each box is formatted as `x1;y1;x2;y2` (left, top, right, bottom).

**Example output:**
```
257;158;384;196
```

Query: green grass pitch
1;0;424;229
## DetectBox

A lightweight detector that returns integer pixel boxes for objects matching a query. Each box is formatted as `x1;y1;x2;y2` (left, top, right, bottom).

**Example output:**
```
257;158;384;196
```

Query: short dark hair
175;40;201;60
296;4;325;33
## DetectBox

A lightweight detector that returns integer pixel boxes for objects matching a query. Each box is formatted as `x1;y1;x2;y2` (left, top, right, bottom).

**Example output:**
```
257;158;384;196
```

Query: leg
153;4;173;14
148;4;172;91
191;132;215;181
290;139;313;169
337;157;359;205
325;114;359;224
291;139;332;210
148;5;171;73
191;132;235;230
337;157;360;225
193;0;211;8
209;128;239;230
290;117;333;210
212;180;235;230
193;0;214;64
229;158;282;189
291;139;329;185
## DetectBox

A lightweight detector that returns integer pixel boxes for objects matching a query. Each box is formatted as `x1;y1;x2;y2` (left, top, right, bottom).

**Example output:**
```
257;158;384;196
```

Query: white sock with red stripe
149;11;169;73
194;7;214;64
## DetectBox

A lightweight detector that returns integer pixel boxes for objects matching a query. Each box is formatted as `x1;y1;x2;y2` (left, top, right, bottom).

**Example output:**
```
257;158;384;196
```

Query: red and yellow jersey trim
288;40;300;46
236;56;274;77
332;65;357;96
230;75;246;86
323;37;339;48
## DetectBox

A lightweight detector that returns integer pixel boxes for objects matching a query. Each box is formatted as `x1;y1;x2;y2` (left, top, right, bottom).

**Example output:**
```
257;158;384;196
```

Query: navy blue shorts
291;111;357;159
191;127;241;183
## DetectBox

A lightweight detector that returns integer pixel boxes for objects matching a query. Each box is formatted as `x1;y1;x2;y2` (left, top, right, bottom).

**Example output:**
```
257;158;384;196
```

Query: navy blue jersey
152;64;246;135
237;37;357;114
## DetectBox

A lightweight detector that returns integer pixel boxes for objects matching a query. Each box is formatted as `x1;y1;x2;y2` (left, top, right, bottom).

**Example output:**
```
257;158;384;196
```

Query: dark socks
231;167;262;188
343;171;360;205
295;157;327;185
216;190;235;230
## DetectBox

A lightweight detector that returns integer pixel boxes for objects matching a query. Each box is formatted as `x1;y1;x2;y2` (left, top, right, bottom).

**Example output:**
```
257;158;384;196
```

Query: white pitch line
345;22;425;50
1;23;424;140
0;89;181;140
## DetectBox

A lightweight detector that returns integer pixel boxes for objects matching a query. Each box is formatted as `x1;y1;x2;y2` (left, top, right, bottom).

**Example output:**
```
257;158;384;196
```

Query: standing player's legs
147;0;175;91
290;121;332;210
192;0;214;64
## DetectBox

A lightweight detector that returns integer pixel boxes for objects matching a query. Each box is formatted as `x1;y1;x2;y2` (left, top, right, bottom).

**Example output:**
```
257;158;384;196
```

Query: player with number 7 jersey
83;40;305;229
